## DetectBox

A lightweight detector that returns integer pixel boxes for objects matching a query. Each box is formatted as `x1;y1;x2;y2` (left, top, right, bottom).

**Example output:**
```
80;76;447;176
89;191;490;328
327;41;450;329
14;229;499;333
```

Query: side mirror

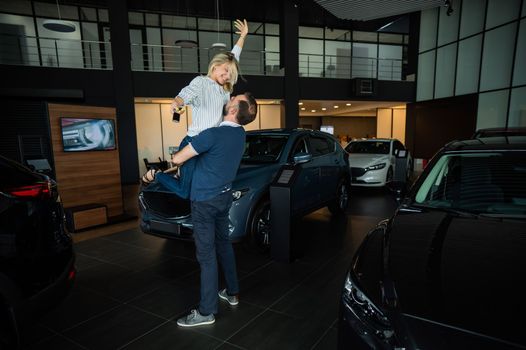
395;149;408;158
293;152;312;164
387;181;407;204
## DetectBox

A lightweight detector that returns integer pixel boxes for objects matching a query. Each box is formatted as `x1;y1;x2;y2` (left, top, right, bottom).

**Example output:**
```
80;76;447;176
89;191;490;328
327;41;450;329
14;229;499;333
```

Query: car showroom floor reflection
21;188;398;350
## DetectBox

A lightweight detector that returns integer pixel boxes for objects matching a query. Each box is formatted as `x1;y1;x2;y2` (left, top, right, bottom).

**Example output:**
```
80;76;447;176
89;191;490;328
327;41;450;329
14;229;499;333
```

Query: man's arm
171;144;198;166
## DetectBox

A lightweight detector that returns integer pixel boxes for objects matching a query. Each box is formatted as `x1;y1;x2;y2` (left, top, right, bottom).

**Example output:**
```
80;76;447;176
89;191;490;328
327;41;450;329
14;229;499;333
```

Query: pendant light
43;0;76;33
211;0;226;49
174;0;197;48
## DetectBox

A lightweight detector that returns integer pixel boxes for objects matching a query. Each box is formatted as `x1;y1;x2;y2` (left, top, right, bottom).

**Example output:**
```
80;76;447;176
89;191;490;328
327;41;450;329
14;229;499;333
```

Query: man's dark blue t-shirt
189;122;245;201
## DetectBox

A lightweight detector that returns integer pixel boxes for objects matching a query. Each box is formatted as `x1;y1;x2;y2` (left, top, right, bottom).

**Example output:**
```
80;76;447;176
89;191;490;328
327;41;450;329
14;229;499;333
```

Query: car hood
381;208;526;347
348;154;390;167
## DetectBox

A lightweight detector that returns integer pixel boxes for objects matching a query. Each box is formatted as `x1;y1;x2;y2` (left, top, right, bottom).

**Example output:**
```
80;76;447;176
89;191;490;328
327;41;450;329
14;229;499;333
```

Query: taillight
5;182;52;199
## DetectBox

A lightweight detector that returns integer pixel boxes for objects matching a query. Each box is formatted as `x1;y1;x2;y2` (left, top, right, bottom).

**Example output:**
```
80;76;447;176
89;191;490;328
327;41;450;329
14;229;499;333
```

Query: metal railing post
54;40;59;67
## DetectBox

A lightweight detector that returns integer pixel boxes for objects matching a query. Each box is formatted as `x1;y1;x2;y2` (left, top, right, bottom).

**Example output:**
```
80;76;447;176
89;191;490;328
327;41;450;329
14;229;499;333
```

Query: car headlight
343;272;395;343
232;188;249;201
365;163;386;172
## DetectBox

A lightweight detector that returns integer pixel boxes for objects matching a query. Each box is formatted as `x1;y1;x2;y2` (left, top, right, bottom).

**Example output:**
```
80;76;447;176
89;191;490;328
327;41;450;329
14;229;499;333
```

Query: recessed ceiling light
301;107;305;110
298;102;303;105
311;109;316;112
346;103;352;106
334;105;339;108
321;107;327;111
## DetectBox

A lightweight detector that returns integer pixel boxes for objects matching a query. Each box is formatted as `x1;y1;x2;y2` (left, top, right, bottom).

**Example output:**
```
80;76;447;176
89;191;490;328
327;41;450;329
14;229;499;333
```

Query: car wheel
0;302;18;350
328;179;349;215
245;199;271;253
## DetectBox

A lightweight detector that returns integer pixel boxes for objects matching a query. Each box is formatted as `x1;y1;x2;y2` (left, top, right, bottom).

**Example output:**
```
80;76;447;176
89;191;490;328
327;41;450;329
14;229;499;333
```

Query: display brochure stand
269;164;303;263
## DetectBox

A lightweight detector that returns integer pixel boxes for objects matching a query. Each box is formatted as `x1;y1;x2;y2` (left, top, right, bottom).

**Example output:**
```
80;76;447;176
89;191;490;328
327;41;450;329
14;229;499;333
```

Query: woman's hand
234;19;248;38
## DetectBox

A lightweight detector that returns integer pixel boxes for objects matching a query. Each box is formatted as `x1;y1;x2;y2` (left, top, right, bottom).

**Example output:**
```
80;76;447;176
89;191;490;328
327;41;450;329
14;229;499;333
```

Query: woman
142;19;249;198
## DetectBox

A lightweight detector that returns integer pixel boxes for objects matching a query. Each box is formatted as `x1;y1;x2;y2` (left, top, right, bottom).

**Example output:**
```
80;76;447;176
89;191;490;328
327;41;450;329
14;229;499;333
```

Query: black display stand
270;165;302;263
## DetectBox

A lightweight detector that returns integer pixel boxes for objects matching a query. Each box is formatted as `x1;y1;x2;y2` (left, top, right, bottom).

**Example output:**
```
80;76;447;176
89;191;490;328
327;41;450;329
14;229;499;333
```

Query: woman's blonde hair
207;51;239;93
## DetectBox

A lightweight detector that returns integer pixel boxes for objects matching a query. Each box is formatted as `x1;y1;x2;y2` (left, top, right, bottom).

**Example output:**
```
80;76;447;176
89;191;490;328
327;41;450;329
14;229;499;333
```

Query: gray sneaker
218;289;239;306
176;309;215;327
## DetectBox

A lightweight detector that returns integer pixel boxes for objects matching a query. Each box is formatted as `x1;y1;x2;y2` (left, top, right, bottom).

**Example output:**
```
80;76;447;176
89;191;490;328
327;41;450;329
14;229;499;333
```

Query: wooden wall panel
48;103;123;217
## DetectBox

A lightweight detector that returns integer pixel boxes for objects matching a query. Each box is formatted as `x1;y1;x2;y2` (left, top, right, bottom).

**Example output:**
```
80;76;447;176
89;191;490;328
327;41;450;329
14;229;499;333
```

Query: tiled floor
21;188;397;350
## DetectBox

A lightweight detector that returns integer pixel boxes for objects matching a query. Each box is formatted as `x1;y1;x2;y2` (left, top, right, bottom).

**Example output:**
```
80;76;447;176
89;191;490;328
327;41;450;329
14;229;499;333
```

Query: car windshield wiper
477;213;526;220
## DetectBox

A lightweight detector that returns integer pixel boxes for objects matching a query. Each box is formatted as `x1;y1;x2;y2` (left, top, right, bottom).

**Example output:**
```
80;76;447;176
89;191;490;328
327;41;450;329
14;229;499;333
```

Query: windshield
346;141;390;154
242;135;288;163
413;152;526;216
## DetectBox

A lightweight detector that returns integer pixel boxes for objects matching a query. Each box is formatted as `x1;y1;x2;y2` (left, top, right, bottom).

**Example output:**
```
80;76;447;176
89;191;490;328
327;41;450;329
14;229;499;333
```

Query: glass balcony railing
0;33;112;69
0;34;403;80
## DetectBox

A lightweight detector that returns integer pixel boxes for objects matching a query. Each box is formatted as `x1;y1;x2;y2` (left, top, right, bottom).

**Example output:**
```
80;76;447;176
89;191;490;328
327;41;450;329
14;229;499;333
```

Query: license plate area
150;220;181;235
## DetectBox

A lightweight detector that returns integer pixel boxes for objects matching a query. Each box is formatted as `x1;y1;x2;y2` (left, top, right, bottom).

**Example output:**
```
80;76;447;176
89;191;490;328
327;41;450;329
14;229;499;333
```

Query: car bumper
338;300;393;350
15;252;76;324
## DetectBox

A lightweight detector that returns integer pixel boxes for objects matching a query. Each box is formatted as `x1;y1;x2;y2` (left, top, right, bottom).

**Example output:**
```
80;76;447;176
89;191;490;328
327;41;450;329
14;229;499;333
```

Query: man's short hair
236;92;258;126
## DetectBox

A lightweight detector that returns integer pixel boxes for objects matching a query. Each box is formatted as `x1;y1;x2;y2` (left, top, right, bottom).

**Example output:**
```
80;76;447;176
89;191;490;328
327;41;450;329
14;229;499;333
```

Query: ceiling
313;0;443;21
297;100;406;117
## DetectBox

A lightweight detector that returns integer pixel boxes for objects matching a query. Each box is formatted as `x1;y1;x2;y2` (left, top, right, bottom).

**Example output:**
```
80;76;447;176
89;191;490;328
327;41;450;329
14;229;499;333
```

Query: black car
338;136;526;349
0;155;75;349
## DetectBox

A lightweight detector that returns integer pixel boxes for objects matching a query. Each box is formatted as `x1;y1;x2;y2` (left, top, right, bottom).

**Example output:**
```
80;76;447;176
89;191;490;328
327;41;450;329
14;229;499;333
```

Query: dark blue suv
139;129;350;251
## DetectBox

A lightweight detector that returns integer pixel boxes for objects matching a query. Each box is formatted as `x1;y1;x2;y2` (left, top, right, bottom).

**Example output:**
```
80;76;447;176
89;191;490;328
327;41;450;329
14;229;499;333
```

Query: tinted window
414;152;526;215
346;141;390;154
310;136;333;156
0;156;41;189
243;135;288;163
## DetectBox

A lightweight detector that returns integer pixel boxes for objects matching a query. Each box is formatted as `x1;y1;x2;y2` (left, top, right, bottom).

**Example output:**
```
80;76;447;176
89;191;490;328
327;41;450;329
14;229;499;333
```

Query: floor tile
39;284;120;332
226;309;329;350
63;304;165;350
139;256;200;281
311;325;338;350
120;321;222;350
24;334;86;350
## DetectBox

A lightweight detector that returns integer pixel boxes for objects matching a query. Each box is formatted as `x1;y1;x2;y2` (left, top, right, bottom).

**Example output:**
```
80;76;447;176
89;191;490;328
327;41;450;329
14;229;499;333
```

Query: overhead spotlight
301;107;306;110
444;0;453;16
346;103;351;106
321;107;327;111
334;105;339;108
311;109;316;112
298;102;303;105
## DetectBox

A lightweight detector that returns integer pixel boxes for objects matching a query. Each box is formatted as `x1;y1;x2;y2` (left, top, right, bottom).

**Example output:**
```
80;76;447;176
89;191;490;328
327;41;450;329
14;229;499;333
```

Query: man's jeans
192;191;239;315
156;135;194;199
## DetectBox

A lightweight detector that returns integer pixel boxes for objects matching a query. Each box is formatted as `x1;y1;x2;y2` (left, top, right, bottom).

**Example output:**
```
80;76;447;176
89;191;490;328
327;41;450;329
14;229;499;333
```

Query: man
173;92;258;327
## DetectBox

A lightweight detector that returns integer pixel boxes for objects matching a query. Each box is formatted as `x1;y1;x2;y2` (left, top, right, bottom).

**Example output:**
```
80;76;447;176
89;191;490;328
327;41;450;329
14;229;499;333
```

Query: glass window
437;2;460;46
456;35;482;95
291;138;308;158
508;87;526;127
34;2;78;20
0;1;32;15
162;28;198;72
198;18;230;32
353;31;377;42
198;31;231;71
161;15;196;29
325;41;351;78
80;7;97;21
265;36;280;74
82;22;102;69
460;0;486;38
145;13;159;27
485;0;520;30
129;28;143;71
309;136;332;156
265;23;279;35
146;27;162;71
513;19;526;86
480;23;517;91
128;12;144;25
435;43;457;99
299;39;323;77
379;33;404;44
325;28;350;41
238;34;264;75
0;13;37;66
36;17;82;68
352;42;377;78
98;9;109;23
249;22;264;34
379;45;402;81
417;50;436;101
523;0;526;16
299;26;323;38
419;7;438;52
477;89;509;129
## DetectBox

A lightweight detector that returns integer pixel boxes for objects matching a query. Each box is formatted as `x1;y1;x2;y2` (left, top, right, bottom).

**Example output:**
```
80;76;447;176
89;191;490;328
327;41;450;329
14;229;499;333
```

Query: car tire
245;199;271;253
0;301;18;350
328;179;349;215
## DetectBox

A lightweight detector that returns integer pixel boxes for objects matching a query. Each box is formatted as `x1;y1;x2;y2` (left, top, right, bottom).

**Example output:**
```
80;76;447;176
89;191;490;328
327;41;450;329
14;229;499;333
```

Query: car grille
141;191;191;218
351;167;366;177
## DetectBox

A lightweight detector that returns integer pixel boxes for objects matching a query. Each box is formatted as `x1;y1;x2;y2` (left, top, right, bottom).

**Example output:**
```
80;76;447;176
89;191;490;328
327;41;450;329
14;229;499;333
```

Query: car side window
309;136;332;157
392;140;404;155
290;137;308;160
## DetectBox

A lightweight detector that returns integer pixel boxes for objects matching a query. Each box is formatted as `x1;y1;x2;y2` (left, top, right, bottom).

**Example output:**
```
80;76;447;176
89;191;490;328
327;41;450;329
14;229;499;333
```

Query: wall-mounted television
61;117;116;152
320;125;334;135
